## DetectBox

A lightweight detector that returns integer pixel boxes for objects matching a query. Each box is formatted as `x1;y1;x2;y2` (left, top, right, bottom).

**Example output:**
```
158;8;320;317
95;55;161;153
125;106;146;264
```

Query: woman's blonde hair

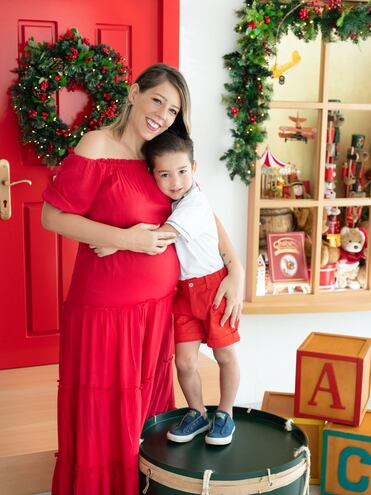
109;63;191;139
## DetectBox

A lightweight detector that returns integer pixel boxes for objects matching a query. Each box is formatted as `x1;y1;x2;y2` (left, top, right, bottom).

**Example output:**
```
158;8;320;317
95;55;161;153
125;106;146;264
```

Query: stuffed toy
336;226;368;289
293;208;340;267
339;226;367;263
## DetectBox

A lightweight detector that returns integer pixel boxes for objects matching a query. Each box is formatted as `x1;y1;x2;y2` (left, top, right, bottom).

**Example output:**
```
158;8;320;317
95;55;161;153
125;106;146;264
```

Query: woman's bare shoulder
73;129;112;159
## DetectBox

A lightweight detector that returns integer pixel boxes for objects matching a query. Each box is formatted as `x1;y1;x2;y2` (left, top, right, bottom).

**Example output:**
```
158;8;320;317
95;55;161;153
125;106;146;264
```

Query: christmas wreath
11;28;130;166
222;0;371;184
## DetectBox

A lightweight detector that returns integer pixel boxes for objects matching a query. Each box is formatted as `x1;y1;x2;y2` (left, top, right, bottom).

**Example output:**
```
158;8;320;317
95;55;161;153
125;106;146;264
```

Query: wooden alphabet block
321;411;371;495
261;391;325;484
295;332;371;426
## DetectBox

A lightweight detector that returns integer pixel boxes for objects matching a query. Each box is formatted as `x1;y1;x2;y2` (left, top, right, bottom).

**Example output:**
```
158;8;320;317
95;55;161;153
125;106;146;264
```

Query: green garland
222;0;371;184
11;28;130;166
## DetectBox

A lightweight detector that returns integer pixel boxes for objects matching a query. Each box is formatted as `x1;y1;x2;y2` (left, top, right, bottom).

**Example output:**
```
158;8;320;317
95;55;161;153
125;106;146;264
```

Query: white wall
179;0;371;406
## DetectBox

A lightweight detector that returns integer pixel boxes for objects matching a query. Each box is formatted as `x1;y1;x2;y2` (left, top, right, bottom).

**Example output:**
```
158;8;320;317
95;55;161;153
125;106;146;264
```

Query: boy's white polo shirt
166;184;224;281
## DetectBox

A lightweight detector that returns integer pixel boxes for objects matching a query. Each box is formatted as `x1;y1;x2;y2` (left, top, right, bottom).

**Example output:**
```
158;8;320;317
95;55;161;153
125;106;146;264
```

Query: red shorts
173;267;241;349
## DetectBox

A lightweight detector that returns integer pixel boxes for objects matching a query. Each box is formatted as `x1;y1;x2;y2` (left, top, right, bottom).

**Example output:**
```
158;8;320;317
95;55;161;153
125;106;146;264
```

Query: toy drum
259;208;294;248
139;407;309;495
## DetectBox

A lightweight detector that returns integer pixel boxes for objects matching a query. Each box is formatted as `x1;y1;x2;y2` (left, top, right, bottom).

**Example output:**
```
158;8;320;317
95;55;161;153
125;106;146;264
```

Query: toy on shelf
278;113;317;143
260;146;296;198
270;50;301;83
325;104;344;164
324;105;344;212
256;254;266;296
336;226;368;290
341;134;370;228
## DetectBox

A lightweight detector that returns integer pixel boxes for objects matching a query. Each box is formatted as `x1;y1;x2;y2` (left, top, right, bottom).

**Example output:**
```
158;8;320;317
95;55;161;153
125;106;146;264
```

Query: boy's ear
192;160;198;173
128;83;140;104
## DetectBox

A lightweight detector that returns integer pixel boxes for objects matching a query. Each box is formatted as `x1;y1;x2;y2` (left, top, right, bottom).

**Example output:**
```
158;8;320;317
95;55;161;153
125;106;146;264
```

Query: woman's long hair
109;63;191;139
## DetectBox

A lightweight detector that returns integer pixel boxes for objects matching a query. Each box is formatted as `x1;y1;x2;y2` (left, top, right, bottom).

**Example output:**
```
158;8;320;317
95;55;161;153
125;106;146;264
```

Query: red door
0;0;179;369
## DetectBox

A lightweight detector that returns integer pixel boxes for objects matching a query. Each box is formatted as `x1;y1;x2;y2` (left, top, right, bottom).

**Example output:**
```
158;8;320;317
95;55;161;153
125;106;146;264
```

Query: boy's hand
89;245;118;257
213;268;244;328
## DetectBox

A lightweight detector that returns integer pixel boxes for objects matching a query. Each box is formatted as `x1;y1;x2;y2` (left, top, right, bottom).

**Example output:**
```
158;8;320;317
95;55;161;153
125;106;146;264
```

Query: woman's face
128;80;181;142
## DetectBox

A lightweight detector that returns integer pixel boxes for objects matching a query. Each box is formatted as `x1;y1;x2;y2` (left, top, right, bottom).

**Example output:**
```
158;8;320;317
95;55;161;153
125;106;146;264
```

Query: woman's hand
89;246;118;257
123;223;176;255
213;267;244;328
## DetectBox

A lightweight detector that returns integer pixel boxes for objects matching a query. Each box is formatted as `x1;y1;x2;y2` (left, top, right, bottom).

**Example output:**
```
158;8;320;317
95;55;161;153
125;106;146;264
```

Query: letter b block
321;411;371;494
294;332;371;426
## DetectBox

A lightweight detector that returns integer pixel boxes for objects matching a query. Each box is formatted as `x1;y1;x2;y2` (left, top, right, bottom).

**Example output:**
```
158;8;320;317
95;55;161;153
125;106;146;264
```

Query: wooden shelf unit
243;42;371;314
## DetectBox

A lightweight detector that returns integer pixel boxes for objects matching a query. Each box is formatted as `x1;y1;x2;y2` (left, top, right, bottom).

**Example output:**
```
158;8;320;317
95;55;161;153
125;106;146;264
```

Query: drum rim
140;406;308;481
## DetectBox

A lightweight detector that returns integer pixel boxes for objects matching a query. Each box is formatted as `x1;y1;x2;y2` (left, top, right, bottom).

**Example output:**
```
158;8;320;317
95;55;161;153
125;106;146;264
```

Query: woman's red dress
43;153;179;494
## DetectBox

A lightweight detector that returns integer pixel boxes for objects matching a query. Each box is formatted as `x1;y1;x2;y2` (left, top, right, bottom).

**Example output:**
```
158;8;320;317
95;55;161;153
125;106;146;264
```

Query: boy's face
152;151;196;201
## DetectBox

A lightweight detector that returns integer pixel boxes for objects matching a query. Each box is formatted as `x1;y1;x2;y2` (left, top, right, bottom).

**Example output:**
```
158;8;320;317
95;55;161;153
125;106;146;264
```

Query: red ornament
103;93;111;101
101;66;108;74
101;47;110;55
329;0;342;9
40;80;49;90
247;21;255;30
28;109;37;118
41;112;49;119
66;47;78;60
264;16;271;24
96;82;104;89
230;106;239;117
299;8;309;20
249;115;257;123
54;74;61;81
39;93;47;103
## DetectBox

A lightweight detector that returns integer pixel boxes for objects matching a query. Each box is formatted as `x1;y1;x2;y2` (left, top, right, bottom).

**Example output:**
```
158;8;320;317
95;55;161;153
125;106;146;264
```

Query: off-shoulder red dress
43;153;179;494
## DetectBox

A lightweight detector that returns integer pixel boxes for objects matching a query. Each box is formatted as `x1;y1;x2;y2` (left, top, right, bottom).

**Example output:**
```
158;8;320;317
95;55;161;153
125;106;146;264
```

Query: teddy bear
336;226;368;289
293;207;340;267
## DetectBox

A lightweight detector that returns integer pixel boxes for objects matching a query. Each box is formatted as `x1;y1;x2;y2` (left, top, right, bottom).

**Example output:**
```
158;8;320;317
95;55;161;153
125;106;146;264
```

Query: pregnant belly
67;244;180;306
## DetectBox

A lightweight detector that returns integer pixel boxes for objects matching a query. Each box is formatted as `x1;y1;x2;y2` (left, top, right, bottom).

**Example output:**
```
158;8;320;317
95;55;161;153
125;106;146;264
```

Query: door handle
0;159;32;221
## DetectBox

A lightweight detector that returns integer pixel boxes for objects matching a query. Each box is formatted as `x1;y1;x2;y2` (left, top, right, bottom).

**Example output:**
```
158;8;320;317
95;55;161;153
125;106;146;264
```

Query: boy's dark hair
143;131;194;172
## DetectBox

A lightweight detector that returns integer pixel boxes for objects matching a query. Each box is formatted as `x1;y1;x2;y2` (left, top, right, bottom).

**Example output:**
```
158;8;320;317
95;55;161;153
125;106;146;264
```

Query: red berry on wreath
264;16;270;24
40;80;48;90
102;47;110;55
28;109;37;118
41;112;49;119
54;74;61;81
299;8;309;20
230;106;239;117
247;21;255;30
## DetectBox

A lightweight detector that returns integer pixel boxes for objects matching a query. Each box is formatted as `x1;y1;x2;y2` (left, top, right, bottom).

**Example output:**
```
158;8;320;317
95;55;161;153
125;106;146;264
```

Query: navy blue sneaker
205;410;235;445
167;409;210;443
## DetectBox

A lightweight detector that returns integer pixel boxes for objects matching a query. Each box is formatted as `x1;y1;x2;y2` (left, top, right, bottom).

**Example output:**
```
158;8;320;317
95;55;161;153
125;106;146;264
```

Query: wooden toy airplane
271;50;301;79
279;113;317;144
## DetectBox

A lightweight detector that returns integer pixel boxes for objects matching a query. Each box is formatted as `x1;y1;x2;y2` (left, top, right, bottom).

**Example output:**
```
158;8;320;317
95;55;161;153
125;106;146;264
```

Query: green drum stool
139;406;310;495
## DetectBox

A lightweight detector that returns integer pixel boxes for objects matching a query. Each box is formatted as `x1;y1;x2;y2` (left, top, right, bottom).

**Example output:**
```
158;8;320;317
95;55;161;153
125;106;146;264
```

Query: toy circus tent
259;146;292;175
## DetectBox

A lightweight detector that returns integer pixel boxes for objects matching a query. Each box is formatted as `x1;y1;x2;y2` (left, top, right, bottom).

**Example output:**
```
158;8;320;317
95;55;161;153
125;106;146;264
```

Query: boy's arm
214;214;245;328
156;223;180;235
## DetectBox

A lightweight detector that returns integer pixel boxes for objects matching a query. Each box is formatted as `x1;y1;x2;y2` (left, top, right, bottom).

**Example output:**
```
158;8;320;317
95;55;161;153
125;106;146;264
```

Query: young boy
142;131;241;445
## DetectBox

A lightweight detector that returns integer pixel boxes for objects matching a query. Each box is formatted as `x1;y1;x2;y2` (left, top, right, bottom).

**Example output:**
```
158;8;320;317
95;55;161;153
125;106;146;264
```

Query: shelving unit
244;42;371;314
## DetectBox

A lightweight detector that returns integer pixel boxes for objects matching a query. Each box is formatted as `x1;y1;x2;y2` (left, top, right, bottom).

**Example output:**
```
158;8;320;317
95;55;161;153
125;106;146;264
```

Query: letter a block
294;332;371;426
262;391;325;484
321;411;371;495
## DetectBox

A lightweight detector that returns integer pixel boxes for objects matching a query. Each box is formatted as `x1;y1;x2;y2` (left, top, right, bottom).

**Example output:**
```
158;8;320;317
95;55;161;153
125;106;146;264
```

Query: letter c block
321;411;371;494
